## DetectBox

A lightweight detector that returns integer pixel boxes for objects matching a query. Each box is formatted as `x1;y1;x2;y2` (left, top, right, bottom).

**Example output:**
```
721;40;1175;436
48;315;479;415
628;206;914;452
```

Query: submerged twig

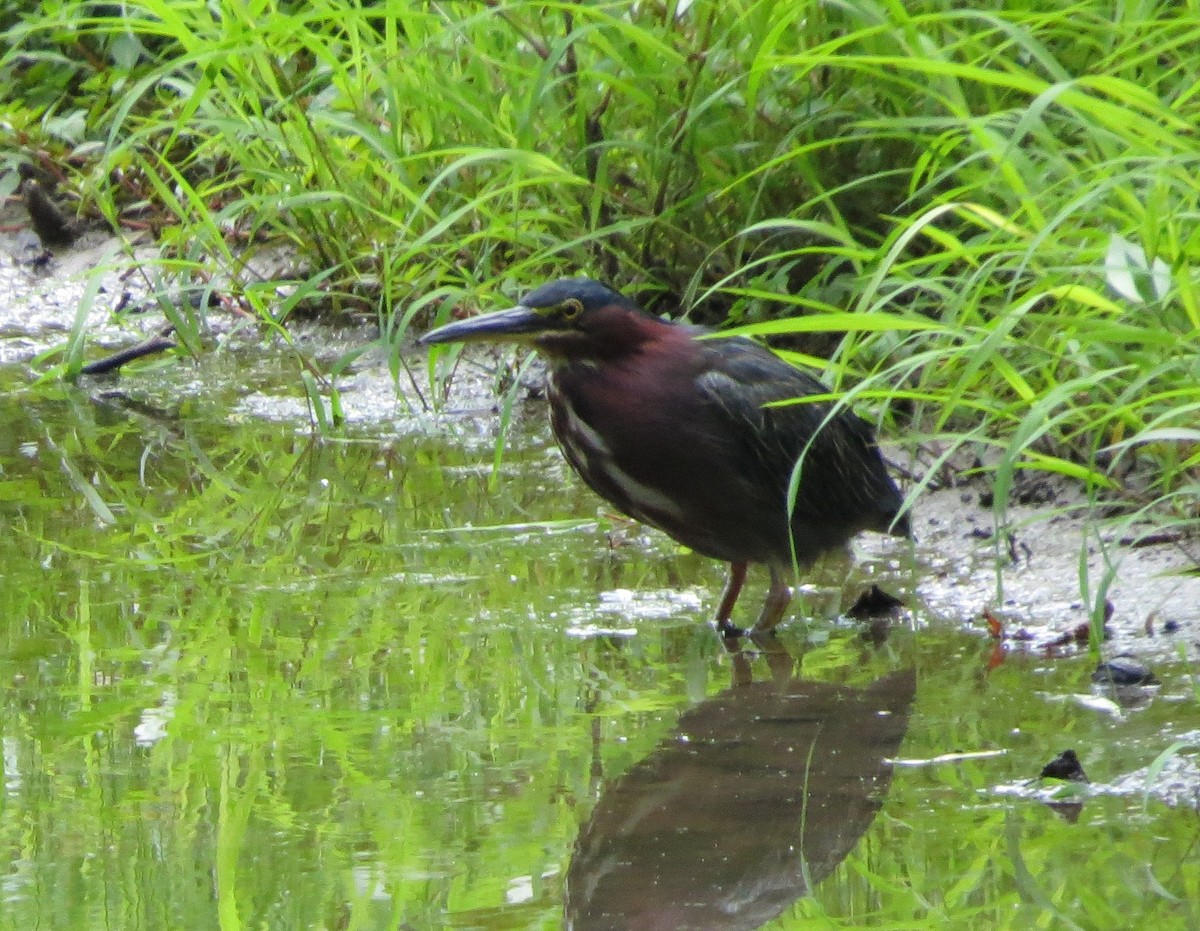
79;324;177;376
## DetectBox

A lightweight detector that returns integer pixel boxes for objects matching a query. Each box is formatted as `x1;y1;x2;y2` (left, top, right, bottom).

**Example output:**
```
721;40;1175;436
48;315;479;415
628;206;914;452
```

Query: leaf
1105;233;1172;304
716;312;944;338
44;108;87;144
1103;427;1200;452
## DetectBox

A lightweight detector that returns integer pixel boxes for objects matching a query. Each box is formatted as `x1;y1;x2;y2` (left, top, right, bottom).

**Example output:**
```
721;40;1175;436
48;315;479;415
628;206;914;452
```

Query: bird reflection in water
566;642;916;931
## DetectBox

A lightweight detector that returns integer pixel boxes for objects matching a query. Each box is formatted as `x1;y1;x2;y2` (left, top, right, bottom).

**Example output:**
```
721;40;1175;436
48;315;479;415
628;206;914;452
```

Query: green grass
2;0;1197;532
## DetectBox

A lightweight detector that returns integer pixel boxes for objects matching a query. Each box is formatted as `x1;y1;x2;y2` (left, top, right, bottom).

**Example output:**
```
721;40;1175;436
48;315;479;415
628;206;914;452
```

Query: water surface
0;364;1197;930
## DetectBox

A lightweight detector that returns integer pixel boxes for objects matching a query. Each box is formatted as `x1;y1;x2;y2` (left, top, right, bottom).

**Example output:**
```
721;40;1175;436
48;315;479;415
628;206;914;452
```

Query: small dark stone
1045;621;1111;648
1092;655;1157;686
1040;748;1089;783
1162;619;1180;634
1013;476;1056;506
846;584;905;620
26;249;53;271
979;473;1058;509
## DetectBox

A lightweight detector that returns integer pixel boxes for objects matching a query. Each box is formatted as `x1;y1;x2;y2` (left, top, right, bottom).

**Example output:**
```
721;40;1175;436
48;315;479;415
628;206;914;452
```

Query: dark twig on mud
79;324;177;376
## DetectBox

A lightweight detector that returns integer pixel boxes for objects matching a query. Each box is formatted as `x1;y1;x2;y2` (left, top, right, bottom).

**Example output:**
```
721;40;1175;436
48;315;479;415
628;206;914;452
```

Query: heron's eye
561;298;584;320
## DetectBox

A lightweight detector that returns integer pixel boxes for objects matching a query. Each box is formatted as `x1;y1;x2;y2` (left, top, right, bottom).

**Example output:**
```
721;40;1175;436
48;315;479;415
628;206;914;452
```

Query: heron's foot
715;618;745;642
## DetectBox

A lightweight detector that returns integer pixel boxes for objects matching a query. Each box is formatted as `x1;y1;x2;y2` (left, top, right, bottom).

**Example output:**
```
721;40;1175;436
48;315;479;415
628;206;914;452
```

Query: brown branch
79;325;177;376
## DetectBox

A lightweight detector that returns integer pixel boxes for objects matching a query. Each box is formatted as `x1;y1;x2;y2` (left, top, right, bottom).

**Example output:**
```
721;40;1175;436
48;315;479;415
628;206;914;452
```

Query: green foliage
1;0;1197;524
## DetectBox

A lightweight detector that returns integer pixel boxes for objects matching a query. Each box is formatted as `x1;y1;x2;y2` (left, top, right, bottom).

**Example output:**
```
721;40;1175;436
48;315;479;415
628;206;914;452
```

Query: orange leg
751;565;793;636
715;561;748;639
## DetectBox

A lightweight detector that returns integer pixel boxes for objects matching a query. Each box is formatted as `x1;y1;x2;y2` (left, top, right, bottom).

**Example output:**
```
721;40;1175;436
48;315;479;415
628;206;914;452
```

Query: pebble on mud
1092;655;1158;686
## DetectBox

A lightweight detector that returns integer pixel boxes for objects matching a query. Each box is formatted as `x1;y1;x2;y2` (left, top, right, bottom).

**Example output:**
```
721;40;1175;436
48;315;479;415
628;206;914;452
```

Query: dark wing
696;338;906;546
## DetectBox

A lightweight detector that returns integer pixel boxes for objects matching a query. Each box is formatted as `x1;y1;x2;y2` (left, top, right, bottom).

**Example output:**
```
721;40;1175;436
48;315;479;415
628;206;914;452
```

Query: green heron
420;278;909;638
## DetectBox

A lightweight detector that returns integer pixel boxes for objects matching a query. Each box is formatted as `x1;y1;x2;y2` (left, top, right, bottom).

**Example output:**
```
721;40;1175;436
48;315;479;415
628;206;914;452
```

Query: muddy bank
904;482;1198;662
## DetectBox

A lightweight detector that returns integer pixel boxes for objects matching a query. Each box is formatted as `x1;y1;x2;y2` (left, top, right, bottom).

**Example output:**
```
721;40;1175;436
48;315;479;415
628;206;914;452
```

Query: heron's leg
751;565;794;635
715;561;748;639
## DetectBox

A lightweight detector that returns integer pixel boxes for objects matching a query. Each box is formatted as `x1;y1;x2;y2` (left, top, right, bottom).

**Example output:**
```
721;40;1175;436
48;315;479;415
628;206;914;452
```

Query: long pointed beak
418;305;547;346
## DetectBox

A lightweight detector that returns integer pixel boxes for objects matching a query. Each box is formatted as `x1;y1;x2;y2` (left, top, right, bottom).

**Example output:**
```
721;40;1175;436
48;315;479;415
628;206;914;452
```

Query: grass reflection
0;389;1196;929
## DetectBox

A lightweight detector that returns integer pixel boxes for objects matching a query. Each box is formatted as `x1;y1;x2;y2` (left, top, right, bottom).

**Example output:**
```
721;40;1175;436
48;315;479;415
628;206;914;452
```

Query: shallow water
1;373;1197;931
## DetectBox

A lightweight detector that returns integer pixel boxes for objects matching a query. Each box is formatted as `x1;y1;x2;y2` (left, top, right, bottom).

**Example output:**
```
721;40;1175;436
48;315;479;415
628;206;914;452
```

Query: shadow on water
567;638;916;931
